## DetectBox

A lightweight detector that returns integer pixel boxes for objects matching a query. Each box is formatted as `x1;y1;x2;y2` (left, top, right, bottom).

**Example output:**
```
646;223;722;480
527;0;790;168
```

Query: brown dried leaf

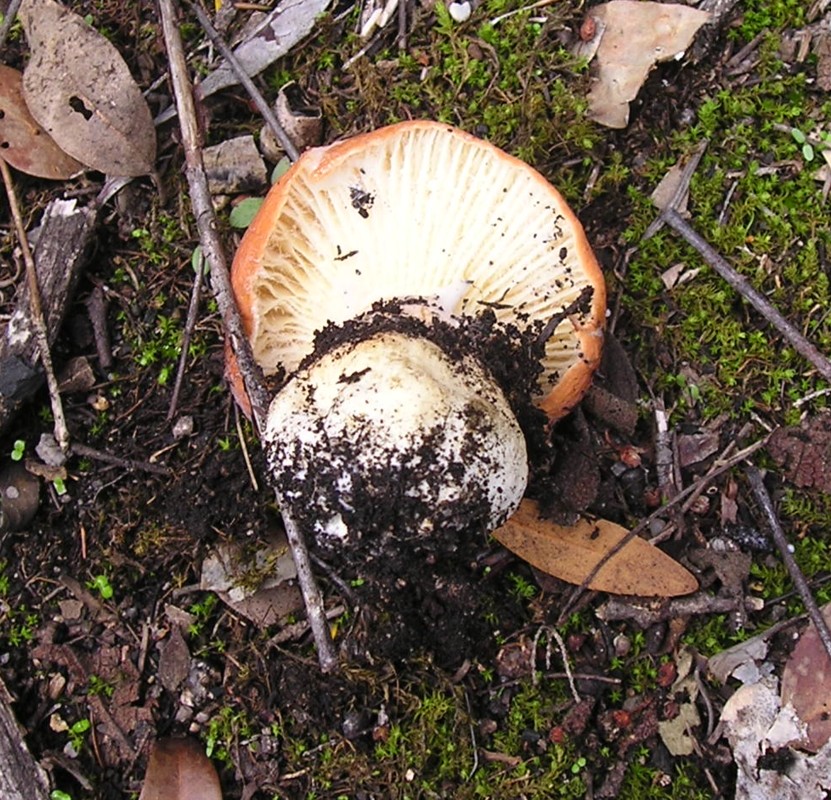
767;412;831;491
493;500;698;597
19;0;156;177
139;738;223;800
577;1;710;128
781;603;831;753
0;65;82;179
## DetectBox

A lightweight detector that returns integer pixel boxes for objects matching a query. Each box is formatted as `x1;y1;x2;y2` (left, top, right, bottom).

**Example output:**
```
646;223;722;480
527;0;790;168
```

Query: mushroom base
264;326;529;551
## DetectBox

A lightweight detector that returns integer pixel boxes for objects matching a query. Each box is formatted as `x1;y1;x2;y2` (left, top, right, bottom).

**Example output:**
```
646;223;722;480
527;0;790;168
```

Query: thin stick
746;466;831;664
0;0;22;50
70;442;172;476
188;1;301;162
0;159;70;452
158;0;337;672
166;252;206;421
661;208;831;384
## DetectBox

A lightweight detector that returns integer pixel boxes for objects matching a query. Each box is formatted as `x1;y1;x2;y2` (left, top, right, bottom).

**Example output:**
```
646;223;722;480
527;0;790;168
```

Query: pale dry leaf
578;1;710;128
718;680;831;800
139;737;222;800
198;0;335;98
781;603;831;752
19;0;156;177
0;65;83;179
492;499;698;597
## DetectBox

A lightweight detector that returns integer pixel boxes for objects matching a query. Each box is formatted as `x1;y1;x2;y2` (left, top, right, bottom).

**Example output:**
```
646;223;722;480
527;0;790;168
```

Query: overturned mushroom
231;121;605;548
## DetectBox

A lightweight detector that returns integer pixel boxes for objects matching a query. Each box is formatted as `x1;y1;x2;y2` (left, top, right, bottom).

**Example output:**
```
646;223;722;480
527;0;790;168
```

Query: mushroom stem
265;324;529;547
279;503;339;672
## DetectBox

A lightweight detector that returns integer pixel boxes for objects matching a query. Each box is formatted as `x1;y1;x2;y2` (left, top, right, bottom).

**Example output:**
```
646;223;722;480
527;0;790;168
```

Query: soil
0;1;824;798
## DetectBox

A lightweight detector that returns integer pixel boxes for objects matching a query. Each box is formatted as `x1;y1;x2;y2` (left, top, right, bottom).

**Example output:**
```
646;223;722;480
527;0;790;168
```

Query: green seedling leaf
271;156;292;183
89;574;113;600
52;476;67;495
229;197;264;229
10;439;25;461
51;791;73;800
792;127;807;145
191;245;209;274
803;143;815;162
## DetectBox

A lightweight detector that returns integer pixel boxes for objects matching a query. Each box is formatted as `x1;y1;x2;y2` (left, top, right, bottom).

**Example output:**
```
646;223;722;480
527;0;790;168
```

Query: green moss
622;62;831;422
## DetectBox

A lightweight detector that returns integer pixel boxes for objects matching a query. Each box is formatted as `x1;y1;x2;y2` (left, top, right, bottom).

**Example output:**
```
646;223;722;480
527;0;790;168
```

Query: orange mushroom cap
229;120;605;421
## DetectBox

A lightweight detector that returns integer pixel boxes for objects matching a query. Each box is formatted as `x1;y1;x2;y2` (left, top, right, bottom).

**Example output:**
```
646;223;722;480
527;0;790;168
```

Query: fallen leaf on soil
781;603;831;752
658;648;701;756
767;412;831;492
19;0;156;177
0;65;83;179
139;737;222;800
708;633;771;685
201;531;304;626
198;0;335;98
717;679;831;800
492;499;698;596
575;1;710;128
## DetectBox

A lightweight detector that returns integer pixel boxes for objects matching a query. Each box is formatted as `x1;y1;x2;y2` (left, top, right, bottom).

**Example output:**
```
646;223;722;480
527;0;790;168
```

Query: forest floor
2;0;831;798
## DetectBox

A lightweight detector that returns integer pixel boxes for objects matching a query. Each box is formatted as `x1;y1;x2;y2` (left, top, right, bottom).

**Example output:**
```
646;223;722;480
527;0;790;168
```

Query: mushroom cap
265;328;529;545
231;120;605;420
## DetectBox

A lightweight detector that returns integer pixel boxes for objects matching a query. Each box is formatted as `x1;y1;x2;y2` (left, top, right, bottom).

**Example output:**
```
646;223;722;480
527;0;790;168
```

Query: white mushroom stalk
265;317;529;546
230;121;606;547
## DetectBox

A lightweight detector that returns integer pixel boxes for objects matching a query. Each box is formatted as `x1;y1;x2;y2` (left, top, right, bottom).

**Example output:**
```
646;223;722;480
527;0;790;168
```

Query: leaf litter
0;65;83;180
19;0;156;177
3;1;831;798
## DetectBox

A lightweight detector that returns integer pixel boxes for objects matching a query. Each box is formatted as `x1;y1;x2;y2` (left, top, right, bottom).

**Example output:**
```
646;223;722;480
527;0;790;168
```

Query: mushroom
230;120;605;548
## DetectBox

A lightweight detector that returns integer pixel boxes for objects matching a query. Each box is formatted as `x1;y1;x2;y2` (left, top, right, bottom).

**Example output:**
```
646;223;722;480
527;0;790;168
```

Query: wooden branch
0;197;97;437
158;0;338;672
746;466;831;664
661;209;831;384
0;677;52;800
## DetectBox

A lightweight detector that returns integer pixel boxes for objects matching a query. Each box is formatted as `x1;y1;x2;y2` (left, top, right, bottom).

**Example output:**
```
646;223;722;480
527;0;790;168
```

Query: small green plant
10;440;25;461
88;675;115;698
88;574;114;600
187;593;218;637
67;718;91;753
50;791;74;800
508;572;538;600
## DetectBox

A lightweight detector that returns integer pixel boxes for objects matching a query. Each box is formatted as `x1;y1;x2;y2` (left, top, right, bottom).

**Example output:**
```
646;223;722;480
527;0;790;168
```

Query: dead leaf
576;1;710;128
717;679;831;800
201;531;304;626
658;648;701;756
781;604;831;752
0;65;82;179
19;0;156;177
198;0;335;98
492;499;698;597
158;625;191;693
767;412;831;492
139;738;223;800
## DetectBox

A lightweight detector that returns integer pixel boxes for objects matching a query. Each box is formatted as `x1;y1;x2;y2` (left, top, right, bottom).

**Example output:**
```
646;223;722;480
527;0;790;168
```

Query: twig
69;442;172;477
556;437;767;625
166;252;206;421
85;285;113;370
0;159;70;452
746;466;831;664
643;140;708;240
188;1;301;162
0;0;22;50
660;209;831;384
159;0;338;672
